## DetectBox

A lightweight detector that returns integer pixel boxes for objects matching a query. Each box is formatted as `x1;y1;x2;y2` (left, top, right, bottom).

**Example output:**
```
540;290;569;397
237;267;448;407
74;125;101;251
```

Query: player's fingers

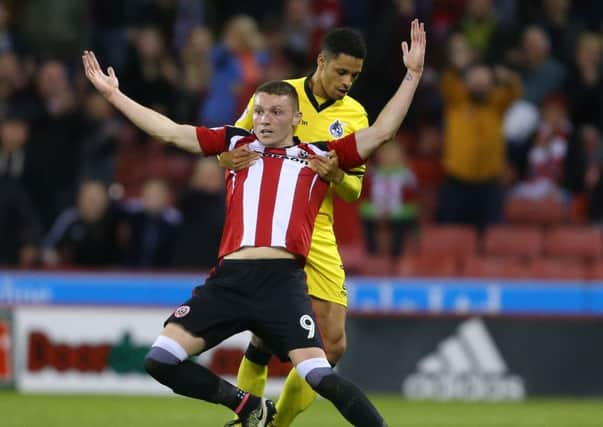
82;53;90;73
83;55;95;78
402;41;409;57
91;52;104;75
108;67;117;80
422;22;427;46
307;160;319;172
236;152;257;163
89;51;101;74
409;19;415;42
312;157;328;167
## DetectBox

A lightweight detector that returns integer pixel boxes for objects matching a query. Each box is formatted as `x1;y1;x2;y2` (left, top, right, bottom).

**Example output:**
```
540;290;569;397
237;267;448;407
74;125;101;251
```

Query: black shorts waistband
219;258;302;268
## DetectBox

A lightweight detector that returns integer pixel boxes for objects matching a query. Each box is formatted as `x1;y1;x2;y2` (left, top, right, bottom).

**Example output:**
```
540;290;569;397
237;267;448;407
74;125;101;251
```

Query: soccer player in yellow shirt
220;28;369;426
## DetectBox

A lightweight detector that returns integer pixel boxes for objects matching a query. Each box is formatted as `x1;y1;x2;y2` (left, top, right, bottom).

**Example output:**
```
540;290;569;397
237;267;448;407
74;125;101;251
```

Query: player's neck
309;73;328;99
259;135;295;149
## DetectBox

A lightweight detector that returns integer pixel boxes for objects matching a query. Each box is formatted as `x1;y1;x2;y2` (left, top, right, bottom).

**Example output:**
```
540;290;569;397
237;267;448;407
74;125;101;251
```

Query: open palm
82;50;119;98
402;19;426;74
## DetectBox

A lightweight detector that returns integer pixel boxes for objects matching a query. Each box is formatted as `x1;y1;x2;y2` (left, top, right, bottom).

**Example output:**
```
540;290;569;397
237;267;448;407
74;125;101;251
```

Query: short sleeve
195;126;228;155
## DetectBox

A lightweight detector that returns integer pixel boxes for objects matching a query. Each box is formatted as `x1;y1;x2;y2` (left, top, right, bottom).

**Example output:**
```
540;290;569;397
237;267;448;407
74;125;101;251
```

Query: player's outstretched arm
82;50;200;154
353;19;426;160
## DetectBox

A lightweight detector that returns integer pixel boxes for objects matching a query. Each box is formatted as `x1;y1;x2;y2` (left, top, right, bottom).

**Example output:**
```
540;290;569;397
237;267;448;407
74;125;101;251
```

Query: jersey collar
304;76;336;113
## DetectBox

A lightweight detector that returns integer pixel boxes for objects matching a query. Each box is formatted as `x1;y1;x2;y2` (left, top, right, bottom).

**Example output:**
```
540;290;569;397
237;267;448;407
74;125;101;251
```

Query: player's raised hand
402;19;426;75
82;50;119;98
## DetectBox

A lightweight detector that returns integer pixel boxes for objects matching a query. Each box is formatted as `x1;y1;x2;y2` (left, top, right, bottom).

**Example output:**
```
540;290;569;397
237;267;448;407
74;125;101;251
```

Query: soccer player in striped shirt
82;19;425;427
225;28;371;426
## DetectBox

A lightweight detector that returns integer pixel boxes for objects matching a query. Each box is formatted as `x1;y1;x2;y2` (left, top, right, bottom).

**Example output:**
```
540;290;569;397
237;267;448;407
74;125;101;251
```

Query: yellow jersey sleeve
333;111;368;201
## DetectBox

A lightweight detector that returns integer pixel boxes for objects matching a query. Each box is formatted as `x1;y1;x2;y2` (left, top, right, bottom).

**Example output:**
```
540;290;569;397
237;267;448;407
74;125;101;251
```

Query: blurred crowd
0;0;601;270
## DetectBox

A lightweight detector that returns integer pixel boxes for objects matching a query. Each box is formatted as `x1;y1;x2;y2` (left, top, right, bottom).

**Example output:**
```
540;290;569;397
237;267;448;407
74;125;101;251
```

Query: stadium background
1;0;603;425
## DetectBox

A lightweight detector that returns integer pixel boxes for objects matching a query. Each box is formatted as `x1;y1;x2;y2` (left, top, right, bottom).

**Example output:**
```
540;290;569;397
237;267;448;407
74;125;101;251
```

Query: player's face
253;92;302;147
317;53;363;100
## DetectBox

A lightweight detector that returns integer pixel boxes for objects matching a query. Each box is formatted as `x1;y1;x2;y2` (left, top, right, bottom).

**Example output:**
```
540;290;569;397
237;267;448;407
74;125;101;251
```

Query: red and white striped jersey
195;125;362;259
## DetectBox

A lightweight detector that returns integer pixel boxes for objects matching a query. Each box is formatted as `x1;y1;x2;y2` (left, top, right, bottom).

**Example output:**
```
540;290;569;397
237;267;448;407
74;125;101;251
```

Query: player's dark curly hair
321;28;367;60
255;80;300;111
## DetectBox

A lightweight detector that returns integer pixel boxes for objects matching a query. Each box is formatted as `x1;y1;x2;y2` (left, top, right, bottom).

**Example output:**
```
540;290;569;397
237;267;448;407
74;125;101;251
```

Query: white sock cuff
296;357;331;380
152;335;188;362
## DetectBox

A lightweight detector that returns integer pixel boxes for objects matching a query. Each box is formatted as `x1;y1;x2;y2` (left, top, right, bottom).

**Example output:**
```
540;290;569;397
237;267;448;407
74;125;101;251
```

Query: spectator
173;26;213;123
199;15;268;127
78;92;122;185
510;95;571;200
455;0;511;64
171;158;225;269
0;110;31;180
0;178;42;267
583;126;603;223
517;26;566;106
438;63;522;229
281;0;314;73
17;0;88;59
0;2;17;54
360;140;418;257
121;178;181;268
89;0;129;70
535;0;584;65
42;180;122;267
565;32;603;131
0;52;34;120
28;60;82;228
120;26;178;116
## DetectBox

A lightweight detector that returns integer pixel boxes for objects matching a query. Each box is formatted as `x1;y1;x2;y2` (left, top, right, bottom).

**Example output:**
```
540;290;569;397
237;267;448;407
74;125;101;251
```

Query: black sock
144;357;260;418
245;343;272;366
309;371;386;427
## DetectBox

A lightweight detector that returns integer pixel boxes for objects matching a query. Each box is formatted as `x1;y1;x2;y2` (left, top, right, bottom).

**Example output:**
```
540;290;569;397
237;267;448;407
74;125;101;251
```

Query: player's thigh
253;268;323;361
288;346;327;366
305;241;348;307
164;281;249;353
161;323;207;355
311;297;347;345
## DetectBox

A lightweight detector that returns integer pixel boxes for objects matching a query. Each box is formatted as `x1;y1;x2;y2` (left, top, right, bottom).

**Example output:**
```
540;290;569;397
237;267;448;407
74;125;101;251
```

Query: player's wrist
405;69;423;81
104;88;121;104
332;169;345;185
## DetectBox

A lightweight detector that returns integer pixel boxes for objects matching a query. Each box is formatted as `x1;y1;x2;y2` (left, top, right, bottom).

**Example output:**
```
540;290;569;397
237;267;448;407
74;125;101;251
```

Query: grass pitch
1;392;603;426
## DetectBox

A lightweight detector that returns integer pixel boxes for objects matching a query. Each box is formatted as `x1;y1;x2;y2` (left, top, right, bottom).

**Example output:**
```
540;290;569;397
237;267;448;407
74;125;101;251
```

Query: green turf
1;392;603;426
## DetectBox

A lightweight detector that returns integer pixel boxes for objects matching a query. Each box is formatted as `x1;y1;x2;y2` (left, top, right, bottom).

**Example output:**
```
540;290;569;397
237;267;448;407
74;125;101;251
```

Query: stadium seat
483;225;543;259
504;196;566;225
588;263;603;280
461;256;531;279
338;244;366;275
358;255;395;276
333;196;362;245
543;226;603;261
397;254;458;277
527;258;588;280
417;225;479;258
406;156;444;187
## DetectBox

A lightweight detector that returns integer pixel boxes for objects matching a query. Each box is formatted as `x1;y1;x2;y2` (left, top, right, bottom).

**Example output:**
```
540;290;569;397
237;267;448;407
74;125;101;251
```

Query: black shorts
165;259;323;361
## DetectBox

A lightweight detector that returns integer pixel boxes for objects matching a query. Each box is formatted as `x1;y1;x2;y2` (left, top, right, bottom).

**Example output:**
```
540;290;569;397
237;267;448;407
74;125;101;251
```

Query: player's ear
317;53;326;69
292;111;302;126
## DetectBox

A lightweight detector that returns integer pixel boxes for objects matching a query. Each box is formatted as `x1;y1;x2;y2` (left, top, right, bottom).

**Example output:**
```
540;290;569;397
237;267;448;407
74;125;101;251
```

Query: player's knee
296;357;333;390
323;336;346;365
